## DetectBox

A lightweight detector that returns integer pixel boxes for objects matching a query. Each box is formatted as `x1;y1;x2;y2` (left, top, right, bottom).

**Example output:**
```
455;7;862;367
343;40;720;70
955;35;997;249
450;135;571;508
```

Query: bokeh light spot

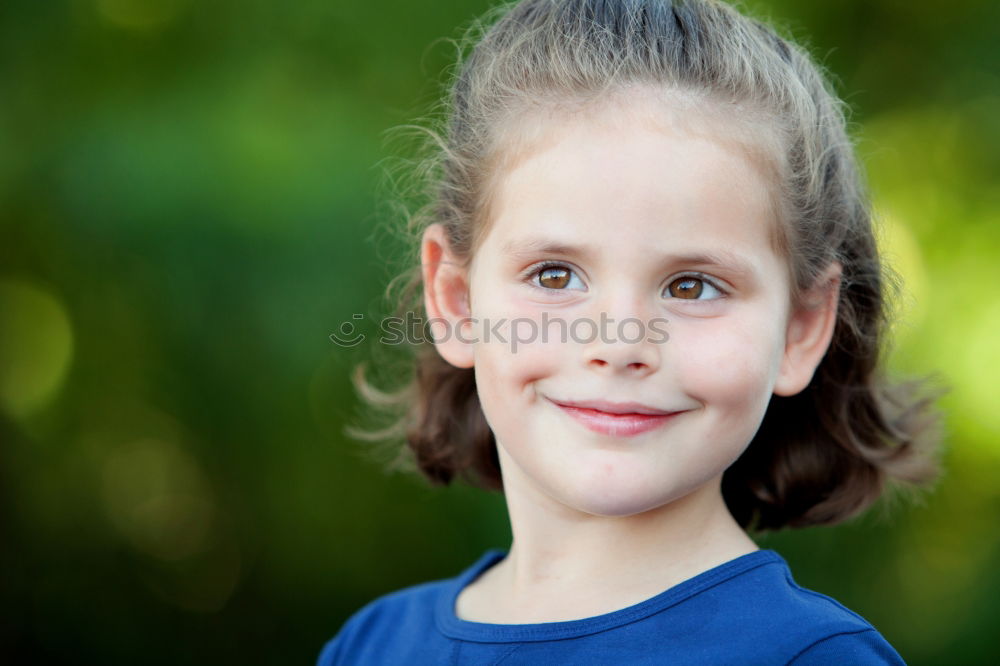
101;437;216;561
0;279;74;419
96;0;190;30
873;206;928;340
957;299;1000;443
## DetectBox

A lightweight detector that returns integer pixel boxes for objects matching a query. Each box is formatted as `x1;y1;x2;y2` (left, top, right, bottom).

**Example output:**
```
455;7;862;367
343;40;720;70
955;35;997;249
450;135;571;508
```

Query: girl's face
428;97;836;519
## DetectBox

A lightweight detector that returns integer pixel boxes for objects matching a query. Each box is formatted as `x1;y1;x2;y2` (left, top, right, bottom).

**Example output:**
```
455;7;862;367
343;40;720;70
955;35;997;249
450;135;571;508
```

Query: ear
773;262;842;397
421;223;475;369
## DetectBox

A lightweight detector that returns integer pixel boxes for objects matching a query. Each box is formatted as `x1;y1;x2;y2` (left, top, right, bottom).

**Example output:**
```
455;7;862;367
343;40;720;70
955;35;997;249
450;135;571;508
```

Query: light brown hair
347;0;943;530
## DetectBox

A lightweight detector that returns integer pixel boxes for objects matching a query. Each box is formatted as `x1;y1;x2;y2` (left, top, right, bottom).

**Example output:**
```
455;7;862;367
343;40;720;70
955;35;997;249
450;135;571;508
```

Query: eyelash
522;261;728;299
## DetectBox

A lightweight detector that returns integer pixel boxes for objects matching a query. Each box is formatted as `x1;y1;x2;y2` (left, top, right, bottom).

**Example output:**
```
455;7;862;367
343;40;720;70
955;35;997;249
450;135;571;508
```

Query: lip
551;398;673;415
549;398;683;437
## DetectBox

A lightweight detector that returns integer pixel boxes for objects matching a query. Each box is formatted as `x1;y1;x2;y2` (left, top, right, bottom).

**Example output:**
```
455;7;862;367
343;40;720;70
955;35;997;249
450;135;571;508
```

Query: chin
568;494;678;518
561;463;725;518
560;478;688;519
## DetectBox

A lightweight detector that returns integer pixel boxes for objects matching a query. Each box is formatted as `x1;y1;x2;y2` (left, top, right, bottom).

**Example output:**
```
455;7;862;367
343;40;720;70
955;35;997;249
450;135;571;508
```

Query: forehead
491;85;784;189
475;92;785;273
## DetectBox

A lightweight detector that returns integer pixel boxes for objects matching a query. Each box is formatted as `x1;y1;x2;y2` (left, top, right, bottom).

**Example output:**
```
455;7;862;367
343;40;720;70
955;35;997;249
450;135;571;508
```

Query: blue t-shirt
318;549;905;665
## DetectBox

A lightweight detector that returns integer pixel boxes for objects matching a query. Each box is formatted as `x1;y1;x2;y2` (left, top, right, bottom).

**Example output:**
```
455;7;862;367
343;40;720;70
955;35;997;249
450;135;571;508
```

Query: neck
488;449;757;620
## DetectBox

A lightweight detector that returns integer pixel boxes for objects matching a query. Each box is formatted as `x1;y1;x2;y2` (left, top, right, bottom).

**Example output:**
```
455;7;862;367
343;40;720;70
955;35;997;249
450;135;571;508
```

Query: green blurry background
1;0;998;663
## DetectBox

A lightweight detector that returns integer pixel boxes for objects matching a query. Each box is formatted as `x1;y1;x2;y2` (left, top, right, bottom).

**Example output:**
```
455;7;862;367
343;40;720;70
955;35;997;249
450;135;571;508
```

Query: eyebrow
501;237;759;279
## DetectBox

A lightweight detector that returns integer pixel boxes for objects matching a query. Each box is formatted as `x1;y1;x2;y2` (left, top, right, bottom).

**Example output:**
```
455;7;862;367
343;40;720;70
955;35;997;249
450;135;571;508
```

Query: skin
421;92;841;624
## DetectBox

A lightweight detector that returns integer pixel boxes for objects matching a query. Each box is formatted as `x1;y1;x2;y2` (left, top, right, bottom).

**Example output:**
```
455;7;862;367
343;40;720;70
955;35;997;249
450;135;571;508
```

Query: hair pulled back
349;0;942;530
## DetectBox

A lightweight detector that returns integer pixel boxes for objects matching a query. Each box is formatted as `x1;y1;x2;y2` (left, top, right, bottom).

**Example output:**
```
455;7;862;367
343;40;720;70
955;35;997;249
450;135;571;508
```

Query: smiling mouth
550;401;683;437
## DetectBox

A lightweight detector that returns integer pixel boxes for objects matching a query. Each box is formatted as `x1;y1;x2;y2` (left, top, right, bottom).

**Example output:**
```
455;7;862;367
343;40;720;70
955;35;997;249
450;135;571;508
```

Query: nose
580;299;663;376
584;337;660;375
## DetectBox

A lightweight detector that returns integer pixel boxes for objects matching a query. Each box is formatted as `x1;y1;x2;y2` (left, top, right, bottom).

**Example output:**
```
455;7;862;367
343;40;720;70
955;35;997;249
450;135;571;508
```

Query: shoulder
316;549;505;665
786;629;907;665
776;575;905;664
683;551;905;664
744;554;876;630
316;579;445;666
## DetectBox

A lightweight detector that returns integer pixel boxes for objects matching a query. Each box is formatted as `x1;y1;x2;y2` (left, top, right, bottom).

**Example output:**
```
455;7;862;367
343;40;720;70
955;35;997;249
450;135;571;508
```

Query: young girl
320;0;941;663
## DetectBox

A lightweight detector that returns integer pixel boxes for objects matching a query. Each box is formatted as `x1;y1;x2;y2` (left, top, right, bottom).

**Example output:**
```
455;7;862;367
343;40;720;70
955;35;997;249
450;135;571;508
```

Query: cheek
469;308;566;430
469;290;570;382
673;314;784;413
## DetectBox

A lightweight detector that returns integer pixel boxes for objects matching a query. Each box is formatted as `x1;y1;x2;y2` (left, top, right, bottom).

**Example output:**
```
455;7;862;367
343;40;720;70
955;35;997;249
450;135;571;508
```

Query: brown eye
538;266;572;289
525;262;584;292
667;277;704;299
664;275;725;300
